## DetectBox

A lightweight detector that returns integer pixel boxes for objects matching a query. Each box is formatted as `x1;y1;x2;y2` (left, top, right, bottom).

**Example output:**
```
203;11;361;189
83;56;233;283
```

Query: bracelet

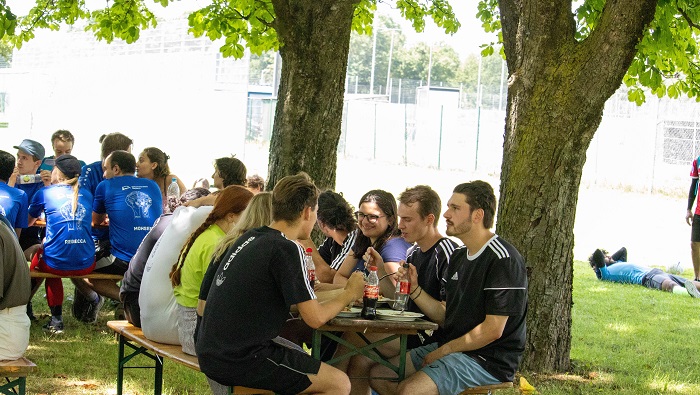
411;288;422;300
410;286;420;296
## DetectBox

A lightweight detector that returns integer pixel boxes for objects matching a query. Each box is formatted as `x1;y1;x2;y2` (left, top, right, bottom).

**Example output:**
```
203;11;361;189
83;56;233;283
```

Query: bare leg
369;353;417;395
303;362;351;395
89;279;120;300
23;244;41;262
70;278;99;300
691;242;700;279
397;371;439;395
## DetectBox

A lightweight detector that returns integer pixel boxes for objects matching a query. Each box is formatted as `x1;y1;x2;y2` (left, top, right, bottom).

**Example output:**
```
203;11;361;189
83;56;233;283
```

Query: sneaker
590;249;605;269
71;288;89;321
42;317;64;334
114;302;126;320
82;295;105;323
685;281;700;298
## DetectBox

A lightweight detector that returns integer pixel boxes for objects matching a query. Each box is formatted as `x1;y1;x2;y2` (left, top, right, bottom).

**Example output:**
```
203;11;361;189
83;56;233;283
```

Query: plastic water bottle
305;248;319;287
166;177;180;213
17;174;43;184
361;266;379;320
393;263;410;311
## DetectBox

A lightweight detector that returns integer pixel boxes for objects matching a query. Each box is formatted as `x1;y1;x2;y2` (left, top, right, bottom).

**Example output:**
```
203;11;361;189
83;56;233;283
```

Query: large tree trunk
267;0;358;191
496;0;657;372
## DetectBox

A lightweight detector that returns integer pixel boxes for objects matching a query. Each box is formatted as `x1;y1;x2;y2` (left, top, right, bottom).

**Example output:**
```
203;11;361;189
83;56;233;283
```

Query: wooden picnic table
311;312;438;381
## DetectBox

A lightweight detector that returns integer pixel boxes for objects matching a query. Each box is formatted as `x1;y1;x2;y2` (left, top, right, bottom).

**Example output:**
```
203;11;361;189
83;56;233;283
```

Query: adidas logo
451;272;458;280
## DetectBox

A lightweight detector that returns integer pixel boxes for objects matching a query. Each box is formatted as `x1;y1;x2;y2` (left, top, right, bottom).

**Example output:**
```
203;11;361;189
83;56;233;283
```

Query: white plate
336;307;362;318
376;310;424;322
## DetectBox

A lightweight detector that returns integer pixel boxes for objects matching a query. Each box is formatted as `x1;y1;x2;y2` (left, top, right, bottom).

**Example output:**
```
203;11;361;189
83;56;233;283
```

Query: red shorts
30;248;96;276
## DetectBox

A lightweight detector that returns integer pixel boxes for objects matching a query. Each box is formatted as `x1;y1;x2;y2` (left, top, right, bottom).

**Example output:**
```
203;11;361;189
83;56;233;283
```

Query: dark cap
55;154;82;179
13;139;45;161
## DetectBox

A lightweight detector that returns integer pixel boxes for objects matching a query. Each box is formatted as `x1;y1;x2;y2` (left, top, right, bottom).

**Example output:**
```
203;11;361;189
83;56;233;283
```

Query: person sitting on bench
589;247;700;298
0;216;31;360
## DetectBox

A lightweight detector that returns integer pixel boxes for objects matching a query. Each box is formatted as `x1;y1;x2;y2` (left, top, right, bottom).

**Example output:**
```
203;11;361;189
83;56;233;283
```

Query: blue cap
13;139;45;161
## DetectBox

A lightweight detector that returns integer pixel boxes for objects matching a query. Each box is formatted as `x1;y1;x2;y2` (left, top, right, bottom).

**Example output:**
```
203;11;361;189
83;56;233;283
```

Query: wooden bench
29;271;124;280
0;357;38;395
460;382;515;394
107;320;273;395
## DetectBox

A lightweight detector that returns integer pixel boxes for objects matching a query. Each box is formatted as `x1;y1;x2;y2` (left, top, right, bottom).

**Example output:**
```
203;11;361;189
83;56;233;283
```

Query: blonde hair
56;169;80;216
212;192;272;261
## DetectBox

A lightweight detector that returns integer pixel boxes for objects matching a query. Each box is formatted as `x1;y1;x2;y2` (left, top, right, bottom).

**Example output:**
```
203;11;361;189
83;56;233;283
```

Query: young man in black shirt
196;173;365;395
369;180;527;395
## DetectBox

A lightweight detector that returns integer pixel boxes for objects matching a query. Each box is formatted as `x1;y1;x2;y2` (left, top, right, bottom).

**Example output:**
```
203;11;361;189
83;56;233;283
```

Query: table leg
154;355;163;395
312;330;321;360
117;335;125;395
398;334;408;380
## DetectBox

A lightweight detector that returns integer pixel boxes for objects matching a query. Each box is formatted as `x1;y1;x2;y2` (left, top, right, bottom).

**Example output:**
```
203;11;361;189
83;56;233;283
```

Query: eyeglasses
355;211;385;224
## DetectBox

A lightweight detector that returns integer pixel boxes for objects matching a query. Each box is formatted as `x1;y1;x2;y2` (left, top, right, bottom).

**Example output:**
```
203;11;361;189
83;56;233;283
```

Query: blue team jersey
0;182;28;229
28;184;95;271
80;160;108;241
599;263;650;286
94;176;162;262
15;180;45;241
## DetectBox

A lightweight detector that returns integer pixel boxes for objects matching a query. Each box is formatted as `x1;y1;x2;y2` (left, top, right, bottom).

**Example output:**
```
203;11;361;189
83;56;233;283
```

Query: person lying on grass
590;247;700;298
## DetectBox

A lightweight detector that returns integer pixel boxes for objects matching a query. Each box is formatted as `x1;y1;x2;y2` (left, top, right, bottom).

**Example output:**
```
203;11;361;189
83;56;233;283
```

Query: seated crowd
0;130;529;395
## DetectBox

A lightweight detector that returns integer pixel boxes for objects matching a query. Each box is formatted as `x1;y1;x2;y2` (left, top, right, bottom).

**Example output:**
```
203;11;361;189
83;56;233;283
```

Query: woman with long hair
136;147;187;213
211;192;272;262
27;155;96;333
333;189;411;297
170;185;253;355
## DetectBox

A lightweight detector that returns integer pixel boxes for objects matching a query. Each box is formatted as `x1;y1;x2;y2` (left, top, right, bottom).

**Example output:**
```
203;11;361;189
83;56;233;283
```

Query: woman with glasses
333;189;411;298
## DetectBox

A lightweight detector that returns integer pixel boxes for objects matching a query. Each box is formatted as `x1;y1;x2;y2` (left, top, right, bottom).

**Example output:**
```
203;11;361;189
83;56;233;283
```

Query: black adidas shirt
443;235;527;382
318;229;357;271
196;226;316;380
407;237;458;311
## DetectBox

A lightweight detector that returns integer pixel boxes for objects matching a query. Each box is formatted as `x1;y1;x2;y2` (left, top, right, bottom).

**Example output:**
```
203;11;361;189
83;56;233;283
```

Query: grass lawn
19;260;700;394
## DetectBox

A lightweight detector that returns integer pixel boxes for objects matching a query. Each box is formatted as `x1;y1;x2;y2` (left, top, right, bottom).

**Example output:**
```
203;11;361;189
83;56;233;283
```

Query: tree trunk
497;0;657;372
267;0;358;191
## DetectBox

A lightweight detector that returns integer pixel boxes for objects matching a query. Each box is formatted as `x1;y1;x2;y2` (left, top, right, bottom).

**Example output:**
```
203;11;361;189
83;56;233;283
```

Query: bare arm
297;271;365;328
401;262;446;325
333;253;358;285
92;212;107;228
422;315;508;365
297;238;336;283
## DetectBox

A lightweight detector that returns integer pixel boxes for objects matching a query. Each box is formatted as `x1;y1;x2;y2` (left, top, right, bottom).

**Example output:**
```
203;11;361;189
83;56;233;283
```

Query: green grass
20;262;700;394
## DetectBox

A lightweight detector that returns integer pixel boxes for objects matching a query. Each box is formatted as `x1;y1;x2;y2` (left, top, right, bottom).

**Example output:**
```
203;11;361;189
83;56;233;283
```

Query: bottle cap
172;177;177;182
369;266;378;271
305;248;313;253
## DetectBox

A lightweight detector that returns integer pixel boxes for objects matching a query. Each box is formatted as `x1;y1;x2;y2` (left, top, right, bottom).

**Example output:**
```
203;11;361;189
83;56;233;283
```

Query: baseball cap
13;139;45;161
55;154;82;179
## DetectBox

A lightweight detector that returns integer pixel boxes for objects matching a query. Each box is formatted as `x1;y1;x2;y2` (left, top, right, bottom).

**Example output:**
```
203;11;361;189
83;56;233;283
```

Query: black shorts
94;256;129;275
642;268;687;290
210;344;321;395
692;215;700;242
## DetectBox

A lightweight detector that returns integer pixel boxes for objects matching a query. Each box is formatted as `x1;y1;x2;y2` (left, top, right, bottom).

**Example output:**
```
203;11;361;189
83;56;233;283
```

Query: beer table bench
29;271;124;280
310;314;438;381
107;321;273;395
0;357;37;395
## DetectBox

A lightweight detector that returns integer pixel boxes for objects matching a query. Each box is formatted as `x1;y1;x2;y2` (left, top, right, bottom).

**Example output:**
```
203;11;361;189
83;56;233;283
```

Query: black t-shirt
317;229;357;271
407;237;458;344
443;235;527;383
196;226;316;379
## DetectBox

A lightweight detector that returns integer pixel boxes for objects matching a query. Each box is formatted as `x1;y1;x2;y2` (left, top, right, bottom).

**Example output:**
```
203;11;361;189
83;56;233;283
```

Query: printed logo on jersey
451;272;459;281
217;236;256;287
59;201;87;231
125;191;153;218
0;205;5;216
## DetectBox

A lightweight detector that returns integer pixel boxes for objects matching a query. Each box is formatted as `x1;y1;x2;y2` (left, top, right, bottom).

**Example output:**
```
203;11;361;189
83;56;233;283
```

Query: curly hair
351;189;401;259
169;185;253;287
215;156;247;187
317;190;356;231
